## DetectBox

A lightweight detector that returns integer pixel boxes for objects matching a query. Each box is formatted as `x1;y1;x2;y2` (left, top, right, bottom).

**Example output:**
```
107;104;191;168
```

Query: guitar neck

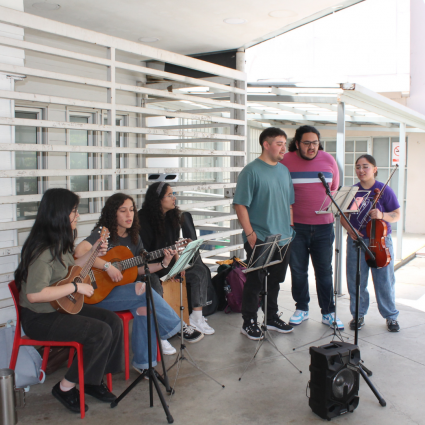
119;243;181;272
81;243;102;279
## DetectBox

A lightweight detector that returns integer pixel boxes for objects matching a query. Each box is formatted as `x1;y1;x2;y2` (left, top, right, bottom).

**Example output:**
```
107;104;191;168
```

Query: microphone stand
317;173;386;407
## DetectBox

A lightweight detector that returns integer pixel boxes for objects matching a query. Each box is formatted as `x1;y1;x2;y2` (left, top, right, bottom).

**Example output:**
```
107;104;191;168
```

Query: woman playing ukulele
342;155;401;332
15;188;122;414
75;193;180;372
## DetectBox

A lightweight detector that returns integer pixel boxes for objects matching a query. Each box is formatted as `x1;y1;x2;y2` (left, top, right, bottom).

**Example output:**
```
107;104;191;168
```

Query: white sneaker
189;313;215;335
161;339;176;355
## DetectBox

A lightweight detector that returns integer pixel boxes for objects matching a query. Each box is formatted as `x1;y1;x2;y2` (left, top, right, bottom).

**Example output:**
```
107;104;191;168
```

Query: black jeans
241;239;291;322
21;305;123;386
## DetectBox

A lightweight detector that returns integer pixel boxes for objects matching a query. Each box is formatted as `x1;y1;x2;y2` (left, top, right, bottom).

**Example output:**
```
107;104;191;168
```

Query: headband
156;182;166;197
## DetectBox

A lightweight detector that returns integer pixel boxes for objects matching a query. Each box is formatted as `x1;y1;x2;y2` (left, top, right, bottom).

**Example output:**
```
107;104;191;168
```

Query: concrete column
0;0;24;323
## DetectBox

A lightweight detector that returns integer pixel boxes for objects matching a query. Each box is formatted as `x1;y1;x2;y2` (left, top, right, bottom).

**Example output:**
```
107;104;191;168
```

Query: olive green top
19;249;75;314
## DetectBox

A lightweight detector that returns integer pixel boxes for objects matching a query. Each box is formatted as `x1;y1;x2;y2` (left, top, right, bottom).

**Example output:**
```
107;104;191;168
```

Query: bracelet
160;261;166;269
246;230;255;238
72;282;78;294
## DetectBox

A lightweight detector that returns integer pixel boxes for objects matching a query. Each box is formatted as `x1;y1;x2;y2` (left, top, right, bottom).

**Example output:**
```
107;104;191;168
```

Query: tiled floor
15;257;425;425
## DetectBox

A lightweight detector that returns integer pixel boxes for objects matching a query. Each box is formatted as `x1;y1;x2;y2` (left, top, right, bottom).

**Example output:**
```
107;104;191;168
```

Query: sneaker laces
183;324;197;335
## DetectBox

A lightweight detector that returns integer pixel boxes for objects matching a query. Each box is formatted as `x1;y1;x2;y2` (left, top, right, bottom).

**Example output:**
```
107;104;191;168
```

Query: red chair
115;310;161;381
8;281;112;419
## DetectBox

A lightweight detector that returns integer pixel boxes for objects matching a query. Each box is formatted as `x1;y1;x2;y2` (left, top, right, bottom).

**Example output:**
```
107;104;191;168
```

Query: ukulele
85;238;190;304
365;165;398;269
50;227;109;314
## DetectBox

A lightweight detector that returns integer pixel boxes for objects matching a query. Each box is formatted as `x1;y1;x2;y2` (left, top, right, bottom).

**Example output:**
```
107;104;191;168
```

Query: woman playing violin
342;155;401;332
15;188;122;413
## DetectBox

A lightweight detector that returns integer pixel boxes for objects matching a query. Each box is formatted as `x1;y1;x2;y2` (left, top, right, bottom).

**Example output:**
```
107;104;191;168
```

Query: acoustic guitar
85;239;190;304
50;227;109;314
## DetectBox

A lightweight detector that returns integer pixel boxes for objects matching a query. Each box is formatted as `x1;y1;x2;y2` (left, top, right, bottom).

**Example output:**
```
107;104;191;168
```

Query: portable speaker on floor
308;341;360;420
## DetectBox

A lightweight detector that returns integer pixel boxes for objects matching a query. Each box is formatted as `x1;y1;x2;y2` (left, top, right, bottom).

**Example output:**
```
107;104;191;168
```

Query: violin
365;165;398;269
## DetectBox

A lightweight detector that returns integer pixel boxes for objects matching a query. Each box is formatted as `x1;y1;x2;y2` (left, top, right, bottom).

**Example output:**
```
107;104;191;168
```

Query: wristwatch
103;262;112;271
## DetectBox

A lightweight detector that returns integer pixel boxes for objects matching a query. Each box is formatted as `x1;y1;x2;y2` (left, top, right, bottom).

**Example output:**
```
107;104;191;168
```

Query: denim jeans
346;235;399;321
290;223;335;314
96;282;180;370
241;239;291;321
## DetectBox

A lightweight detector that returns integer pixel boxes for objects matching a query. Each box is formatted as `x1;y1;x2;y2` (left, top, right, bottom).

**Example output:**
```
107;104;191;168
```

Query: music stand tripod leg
111;259;174;424
167;273;225;401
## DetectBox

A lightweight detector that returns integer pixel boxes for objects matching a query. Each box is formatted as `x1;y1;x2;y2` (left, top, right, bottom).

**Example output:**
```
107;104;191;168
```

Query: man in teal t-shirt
233;127;295;341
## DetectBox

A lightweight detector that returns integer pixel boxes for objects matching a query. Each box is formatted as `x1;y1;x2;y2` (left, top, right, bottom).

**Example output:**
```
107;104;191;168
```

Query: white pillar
396;123;406;260
0;0;24;324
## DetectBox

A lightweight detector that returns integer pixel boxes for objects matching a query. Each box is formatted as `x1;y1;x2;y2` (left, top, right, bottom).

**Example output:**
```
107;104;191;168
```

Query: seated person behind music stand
75;193;181;368
138;182;213;341
341;155;401;332
15;188;122;414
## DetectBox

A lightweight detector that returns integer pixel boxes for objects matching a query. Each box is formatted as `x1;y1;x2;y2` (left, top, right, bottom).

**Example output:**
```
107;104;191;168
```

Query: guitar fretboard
115;241;185;272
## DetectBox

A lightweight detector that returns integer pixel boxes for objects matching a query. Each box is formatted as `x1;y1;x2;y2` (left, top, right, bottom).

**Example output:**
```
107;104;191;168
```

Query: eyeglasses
300;141;320;147
165;192;177;199
71;208;79;215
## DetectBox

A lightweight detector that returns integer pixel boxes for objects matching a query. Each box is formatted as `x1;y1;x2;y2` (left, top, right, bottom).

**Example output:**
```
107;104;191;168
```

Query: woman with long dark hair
15;188;122;414
342;155;401;332
75;193;181;367
138;182;214;340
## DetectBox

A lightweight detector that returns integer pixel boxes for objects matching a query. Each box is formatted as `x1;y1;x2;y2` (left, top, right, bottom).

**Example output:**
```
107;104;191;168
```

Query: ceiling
23;0;364;55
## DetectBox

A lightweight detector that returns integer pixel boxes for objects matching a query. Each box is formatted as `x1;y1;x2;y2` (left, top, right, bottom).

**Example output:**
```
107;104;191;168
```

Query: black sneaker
178;324;204;343
132;366;149;380
84;380;116;402
267;313;293;334
349;316;365;330
241;319;264;340
387;319;400;332
52;382;88;413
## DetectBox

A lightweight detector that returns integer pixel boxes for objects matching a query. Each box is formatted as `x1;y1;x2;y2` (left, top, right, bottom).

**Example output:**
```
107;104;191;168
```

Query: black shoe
132;366;150;380
52;382;88;413
267;314;293;334
84;380;116;402
387;319;400;332
178;324;204;343
241;319;264;340
349;316;365;330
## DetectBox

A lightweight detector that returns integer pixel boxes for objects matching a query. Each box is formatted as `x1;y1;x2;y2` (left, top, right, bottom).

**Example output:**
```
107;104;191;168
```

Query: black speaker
309;342;360;420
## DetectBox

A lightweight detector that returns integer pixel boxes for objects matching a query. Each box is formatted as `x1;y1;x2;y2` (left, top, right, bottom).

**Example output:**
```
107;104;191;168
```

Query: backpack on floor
0;321;45;389
211;264;232;311
215;257;247;314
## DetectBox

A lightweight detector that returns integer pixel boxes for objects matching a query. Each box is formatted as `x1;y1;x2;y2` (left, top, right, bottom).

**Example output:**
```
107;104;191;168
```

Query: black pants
21;305;123;386
241;239;291;322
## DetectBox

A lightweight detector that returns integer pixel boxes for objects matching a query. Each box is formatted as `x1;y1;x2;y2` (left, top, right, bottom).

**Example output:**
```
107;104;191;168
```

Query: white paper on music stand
316;186;368;215
160;238;204;281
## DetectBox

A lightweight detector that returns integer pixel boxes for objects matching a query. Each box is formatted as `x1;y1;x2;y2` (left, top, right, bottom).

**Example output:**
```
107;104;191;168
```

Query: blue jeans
96;282;180;369
290;223;335;314
346;235;399;321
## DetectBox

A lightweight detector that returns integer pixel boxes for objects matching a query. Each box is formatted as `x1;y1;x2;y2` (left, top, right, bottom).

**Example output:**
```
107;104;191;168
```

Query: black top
138;209;180;278
85;230;145;281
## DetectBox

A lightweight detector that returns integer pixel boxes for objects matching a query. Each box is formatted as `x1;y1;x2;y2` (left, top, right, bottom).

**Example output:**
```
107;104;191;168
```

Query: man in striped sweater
280;125;344;330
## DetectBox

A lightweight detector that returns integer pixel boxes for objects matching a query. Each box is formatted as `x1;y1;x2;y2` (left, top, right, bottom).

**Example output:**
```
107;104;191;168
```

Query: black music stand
110;251;174;423
162;240;225;399
239;235;302;381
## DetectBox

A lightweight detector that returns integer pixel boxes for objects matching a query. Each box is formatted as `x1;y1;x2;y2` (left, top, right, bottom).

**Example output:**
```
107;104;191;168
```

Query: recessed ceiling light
138;37;160;43
223;18;247;25
268;10;298;19
32;2;61;10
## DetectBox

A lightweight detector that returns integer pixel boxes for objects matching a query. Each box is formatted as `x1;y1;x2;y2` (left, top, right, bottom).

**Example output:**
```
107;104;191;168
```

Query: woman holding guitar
138;182;215;337
342;155;401;332
15;188;122;414
75;193;181;372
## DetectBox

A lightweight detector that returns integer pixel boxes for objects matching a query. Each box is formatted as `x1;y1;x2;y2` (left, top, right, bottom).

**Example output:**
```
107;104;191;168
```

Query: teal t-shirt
233;158;295;246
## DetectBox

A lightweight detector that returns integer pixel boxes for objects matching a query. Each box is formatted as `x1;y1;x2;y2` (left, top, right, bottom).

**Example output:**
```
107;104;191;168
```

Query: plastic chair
8;281;112;419
115;310;161;380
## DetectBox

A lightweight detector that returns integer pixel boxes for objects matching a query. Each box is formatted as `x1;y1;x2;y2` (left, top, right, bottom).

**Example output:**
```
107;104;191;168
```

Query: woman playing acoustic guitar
15;188;122;414
75;193;180;372
342;155;401;332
